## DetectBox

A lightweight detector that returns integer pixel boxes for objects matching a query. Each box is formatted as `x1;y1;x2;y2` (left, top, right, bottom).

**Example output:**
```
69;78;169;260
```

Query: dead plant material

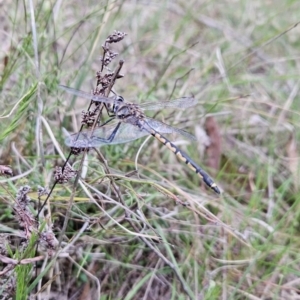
53;30;127;183
54;165;77;184
12;185;58;256
70;146;86;155
81;109;98;126
37;31;128;243
0;165;13;176
37;185;49;198
286;132;300;191
14;185;38;240
39;230;59;256
0;234;9;259
205;116;221;171
0;270;15;298
0;254;44;266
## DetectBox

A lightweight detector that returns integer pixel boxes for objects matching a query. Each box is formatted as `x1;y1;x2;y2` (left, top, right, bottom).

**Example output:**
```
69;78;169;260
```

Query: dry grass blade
1;1;300;299
286;133;300;191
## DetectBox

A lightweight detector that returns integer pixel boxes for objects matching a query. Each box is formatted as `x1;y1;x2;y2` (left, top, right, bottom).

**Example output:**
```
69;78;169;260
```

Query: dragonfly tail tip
211;183;221;195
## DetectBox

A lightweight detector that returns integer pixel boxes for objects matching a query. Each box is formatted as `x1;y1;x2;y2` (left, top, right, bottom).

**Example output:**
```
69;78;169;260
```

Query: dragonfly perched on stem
60;85;220;194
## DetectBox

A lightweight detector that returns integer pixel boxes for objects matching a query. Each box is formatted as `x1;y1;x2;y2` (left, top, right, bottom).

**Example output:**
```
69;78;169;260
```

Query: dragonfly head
113;96;124;114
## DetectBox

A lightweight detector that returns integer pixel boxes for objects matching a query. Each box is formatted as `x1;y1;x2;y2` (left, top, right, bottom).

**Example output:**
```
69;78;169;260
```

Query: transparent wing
139;97;197;110
143;117;196;140
60;85;197;111
65;117;195;148
59;85;115;105
65;122;151;148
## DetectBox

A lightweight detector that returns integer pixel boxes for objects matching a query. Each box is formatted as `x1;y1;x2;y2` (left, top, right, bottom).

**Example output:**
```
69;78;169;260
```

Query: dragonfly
60;85;220;194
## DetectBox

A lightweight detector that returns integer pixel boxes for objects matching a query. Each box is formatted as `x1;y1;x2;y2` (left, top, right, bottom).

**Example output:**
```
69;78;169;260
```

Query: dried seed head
0;165;13;176
104;72;114;83
106;30;127;44
93;86;106;96
14;186;38;239
0;234;9;255
102;50;118;67
96;71;103;85
39;230;58;256
71;146;87;155
54;166;77;183
102;45;109;52
102;72;114;85
16;185;31;207
96;72;115;90
37;185;49;197
81;110;97;126
0;273;16;298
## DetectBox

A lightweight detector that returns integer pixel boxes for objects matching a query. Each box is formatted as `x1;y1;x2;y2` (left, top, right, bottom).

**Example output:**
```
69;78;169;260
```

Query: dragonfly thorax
116;105;132;119
115;103;144;121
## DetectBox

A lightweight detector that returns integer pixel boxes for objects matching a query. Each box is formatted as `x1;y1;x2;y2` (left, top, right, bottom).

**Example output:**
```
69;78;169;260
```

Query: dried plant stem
94;148;124;203
58;151;88;247
41;153;88;299
89;60;124;134
105;60;124;96
68;256;101;299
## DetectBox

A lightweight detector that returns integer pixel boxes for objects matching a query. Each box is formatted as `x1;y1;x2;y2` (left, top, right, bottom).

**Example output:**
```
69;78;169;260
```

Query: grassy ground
1;0;300;299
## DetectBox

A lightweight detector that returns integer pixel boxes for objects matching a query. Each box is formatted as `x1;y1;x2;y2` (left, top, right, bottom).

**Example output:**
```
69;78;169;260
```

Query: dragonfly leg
107;122;122;142
99;116;116;127
94;122;122;143
104;104;116;117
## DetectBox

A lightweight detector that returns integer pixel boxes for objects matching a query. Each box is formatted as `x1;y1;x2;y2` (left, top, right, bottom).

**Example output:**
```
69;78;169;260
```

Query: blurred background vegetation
1;0;300;299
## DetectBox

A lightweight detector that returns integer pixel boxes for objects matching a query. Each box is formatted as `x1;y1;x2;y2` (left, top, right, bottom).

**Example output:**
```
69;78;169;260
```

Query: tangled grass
1;1;300;299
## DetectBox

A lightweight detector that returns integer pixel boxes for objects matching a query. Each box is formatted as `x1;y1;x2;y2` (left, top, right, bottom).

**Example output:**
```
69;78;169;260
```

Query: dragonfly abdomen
152;131;220;194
